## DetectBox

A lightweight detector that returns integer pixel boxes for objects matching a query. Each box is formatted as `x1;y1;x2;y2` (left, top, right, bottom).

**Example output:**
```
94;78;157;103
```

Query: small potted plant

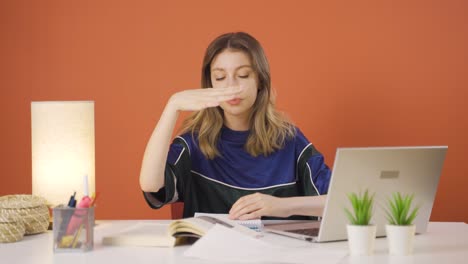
344;189;376;256
384;192;420;255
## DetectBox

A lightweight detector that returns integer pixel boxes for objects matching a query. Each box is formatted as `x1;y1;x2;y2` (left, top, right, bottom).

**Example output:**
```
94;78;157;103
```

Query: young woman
140;32;331;220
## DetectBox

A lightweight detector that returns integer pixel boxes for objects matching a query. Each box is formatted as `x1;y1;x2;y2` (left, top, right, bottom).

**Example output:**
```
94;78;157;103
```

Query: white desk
1;221;467;264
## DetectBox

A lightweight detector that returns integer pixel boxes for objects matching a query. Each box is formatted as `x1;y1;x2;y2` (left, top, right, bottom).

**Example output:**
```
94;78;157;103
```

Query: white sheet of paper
184;224;347;264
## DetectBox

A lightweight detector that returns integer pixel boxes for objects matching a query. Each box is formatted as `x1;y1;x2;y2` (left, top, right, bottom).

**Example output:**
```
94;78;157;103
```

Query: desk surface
1;221;467;264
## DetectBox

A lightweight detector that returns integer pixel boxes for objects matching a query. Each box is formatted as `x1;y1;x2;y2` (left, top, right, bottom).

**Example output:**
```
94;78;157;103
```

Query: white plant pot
386;224;416;255
346;224;376;256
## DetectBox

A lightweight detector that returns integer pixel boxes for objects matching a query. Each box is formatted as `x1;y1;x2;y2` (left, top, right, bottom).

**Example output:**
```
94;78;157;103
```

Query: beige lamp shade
31;101;95;206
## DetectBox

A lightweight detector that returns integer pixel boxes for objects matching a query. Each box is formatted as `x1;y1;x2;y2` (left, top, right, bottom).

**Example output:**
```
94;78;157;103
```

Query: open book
102;214;261;247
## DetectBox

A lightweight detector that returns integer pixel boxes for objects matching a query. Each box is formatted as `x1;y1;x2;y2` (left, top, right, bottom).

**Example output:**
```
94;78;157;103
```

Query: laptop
265;146;448;242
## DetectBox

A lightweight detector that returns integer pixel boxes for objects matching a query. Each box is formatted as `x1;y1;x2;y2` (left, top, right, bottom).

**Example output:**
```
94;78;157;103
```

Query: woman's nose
227;76;239;87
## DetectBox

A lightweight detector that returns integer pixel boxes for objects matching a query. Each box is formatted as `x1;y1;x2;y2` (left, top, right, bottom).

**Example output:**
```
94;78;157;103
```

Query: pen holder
53;206;94;252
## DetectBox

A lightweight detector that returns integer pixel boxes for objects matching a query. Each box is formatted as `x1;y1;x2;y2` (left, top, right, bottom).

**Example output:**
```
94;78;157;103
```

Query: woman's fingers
229;193;263;219
230;193;260;213
229;193;285;219
215;93;238;102
200;86;243;97
200;93;236;109
203;101;220;108
171;86;243;111
192;87;242;109
233;203;263;220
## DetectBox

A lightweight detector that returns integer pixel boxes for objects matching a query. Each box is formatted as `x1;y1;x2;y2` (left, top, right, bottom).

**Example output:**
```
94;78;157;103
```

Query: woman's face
210;49;259;124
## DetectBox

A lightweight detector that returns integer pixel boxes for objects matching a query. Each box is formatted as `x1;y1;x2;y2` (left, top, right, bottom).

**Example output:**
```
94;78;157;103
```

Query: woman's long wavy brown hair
179;32;295;159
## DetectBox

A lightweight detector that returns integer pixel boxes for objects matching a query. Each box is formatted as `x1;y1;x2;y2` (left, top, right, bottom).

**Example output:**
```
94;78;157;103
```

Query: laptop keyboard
288;228;319;237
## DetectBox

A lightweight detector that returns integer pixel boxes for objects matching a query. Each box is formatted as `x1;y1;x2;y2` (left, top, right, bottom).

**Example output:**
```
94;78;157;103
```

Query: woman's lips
227;98;241;105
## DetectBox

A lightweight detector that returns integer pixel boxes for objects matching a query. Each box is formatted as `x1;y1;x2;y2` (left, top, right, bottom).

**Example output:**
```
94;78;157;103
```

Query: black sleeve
142;137;191;209
296;143;323;196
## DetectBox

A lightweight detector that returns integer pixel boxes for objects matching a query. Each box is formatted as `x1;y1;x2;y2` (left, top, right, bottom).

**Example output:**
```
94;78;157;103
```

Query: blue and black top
143;126;331;219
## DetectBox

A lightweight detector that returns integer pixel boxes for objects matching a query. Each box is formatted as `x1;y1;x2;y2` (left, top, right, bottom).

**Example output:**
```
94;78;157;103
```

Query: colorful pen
66;175;92;235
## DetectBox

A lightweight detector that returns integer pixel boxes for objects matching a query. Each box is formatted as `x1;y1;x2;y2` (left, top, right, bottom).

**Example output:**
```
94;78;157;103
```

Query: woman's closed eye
216;75;248;80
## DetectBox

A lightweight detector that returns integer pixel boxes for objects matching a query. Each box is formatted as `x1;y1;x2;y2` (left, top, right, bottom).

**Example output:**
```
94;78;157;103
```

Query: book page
170;214;260;238
169;217;214;237
102;222;176;247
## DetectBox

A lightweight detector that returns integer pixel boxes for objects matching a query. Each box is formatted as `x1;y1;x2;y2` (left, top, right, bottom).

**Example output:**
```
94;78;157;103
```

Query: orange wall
1;1;467;221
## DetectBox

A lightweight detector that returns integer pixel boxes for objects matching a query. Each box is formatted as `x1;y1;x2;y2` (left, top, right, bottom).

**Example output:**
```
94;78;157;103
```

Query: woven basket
0;212;25;243
0;195;49;235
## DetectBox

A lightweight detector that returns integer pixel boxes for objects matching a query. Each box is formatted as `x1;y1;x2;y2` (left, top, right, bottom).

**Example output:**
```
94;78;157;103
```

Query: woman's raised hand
168;86;243;111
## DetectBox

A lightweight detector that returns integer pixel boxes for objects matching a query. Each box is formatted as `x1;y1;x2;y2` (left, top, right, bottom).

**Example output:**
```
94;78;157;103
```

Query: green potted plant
384;192;420;255
344;189;376;256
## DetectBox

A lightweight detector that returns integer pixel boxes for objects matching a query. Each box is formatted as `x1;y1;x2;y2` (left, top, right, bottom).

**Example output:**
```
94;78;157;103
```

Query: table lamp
31;101;95;207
